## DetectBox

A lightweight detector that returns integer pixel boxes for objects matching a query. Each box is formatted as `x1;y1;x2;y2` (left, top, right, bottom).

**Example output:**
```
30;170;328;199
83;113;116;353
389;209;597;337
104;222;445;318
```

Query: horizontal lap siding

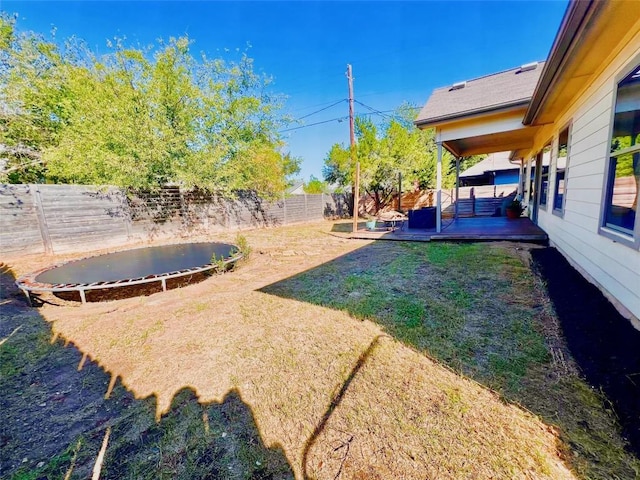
537;38;640;320
0;184;44;256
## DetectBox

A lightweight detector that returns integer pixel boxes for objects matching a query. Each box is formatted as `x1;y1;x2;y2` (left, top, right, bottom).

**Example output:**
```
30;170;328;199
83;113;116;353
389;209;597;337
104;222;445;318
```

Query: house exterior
287;181;305;195
416;0;640;328
459;152;521;186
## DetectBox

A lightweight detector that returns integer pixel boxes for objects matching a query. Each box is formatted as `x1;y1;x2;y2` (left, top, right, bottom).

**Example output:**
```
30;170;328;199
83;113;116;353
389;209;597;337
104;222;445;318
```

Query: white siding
537;39;640;323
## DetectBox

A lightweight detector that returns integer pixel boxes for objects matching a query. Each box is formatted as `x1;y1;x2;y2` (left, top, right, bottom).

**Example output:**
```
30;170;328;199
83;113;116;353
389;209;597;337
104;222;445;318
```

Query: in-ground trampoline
16;242;242;304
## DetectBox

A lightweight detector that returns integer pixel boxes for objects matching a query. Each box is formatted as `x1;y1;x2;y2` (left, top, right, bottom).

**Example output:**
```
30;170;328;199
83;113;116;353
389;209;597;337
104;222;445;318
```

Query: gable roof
415;62;545;127
459;152;517;178
287;181;305;194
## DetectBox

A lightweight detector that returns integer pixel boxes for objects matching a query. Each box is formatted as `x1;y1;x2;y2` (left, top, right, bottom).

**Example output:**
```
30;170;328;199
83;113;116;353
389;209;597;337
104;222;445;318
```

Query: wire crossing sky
4;1;569;181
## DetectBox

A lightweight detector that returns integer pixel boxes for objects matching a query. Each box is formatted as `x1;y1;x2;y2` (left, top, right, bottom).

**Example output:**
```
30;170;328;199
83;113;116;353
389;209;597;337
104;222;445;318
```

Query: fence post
283;192;287;225
31;184;53;254
225;196;231;230
120;188;133;240
470;187;476;216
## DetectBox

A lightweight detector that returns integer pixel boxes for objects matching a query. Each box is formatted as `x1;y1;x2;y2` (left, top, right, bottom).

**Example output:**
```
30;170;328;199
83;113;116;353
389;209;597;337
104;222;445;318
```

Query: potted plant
505;199;525;219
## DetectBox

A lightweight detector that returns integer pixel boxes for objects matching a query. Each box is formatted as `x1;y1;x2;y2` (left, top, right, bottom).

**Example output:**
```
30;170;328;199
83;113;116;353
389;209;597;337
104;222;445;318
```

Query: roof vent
450;81;467;91
517;62;538;73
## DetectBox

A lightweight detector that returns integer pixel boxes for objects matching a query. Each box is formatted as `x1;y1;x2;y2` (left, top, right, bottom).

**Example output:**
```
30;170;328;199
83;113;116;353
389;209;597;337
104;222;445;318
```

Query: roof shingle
415;62;545;126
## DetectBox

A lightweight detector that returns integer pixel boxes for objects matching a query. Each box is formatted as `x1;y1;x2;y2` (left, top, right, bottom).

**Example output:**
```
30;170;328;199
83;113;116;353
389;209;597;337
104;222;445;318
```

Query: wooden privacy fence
0;184;349;256
365;184;518;217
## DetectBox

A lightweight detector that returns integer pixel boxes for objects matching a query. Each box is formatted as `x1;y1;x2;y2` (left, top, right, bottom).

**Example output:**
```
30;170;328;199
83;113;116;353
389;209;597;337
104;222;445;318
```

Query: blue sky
3;1;568;181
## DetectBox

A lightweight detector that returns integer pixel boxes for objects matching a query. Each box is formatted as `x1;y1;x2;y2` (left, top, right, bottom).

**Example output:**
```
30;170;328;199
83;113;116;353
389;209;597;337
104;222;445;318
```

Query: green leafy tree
323;104;464;214
303;174;328;194
0;16;298;198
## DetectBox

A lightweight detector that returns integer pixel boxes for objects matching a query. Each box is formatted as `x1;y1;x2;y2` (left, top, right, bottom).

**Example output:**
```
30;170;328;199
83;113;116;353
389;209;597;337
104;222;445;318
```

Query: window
538;143;551;209
602;63;639;244
553;127;570;213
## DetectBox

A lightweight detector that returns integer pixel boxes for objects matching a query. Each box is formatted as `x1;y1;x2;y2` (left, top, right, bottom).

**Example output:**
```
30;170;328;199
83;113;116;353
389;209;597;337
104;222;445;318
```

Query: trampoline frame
15;246;243;305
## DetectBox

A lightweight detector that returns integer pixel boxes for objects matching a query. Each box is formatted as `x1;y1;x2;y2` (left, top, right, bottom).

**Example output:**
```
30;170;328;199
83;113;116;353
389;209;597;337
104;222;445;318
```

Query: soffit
443;126;540;158
528;1;640;125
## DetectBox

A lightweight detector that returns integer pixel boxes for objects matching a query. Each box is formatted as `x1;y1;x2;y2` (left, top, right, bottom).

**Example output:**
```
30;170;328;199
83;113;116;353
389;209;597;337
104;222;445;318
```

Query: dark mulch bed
531;247;640;457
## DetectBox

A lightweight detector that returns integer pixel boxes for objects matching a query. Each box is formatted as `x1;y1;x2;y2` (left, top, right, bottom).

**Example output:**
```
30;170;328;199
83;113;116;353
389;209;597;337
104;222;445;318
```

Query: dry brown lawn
7;221;578;479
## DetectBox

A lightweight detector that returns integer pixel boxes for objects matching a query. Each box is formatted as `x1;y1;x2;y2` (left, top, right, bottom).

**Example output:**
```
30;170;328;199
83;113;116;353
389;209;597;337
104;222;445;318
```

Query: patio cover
414;64;544;231
414;0;640;232
415;63;544;158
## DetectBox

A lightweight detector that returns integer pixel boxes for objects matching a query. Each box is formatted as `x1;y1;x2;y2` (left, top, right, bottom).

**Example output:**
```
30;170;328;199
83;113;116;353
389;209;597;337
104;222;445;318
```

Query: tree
303;175;328;194
323;104;461;214
0;16;298;198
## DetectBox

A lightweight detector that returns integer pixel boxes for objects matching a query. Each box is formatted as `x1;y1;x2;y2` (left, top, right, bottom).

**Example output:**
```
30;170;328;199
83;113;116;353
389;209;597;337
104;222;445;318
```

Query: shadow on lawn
531;248;640;457
258;240;640;474
0;264;294;479
301;334;385;480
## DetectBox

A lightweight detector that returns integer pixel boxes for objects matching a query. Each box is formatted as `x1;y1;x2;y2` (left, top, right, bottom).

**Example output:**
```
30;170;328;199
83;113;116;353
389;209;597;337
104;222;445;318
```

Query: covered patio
343;216;547;243
412;61;545;234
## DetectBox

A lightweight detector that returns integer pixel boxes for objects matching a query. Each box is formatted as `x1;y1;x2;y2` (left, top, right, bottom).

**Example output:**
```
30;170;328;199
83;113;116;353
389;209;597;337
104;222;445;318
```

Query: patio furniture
408;207;436;229
376;210;407;231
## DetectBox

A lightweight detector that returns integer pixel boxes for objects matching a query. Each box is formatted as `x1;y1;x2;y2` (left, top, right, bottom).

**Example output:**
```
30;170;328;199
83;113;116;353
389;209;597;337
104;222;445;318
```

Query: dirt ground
1;221;638;479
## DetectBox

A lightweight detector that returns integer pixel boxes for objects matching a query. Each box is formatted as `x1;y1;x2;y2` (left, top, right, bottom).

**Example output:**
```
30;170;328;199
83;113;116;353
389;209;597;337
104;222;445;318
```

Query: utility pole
347;64;360;233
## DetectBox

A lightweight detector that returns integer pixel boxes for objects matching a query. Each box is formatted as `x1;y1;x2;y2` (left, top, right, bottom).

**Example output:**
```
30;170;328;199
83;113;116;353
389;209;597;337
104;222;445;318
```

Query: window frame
598;58;640;250
552;124;572;217
537;142;552;211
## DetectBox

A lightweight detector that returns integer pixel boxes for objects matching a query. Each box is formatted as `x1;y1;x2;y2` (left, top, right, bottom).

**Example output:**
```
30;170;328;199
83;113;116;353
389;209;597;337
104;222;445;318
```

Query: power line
354;100;394;120
297;99;346;120
279;116;348;133
289;98;347;114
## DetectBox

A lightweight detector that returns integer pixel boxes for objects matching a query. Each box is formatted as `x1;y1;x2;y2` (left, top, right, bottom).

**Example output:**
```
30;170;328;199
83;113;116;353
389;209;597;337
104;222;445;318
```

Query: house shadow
258;240;640;464
530;248;640;457
0;264;294;479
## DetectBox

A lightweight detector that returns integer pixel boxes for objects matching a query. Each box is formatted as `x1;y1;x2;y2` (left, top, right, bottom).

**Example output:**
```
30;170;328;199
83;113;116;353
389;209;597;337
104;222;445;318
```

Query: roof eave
415;99;530;129
523;0;606;125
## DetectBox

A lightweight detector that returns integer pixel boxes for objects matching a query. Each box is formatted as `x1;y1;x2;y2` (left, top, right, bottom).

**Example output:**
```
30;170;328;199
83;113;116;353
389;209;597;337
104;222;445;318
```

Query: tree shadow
301;335;385;480
0;264;294;479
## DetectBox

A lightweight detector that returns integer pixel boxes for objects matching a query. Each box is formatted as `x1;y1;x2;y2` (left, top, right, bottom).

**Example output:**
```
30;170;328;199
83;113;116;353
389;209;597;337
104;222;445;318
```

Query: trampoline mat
35;243;235;285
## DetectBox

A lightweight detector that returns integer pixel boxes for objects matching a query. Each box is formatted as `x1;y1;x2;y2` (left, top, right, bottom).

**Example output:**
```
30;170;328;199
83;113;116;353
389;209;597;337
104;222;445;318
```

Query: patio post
455;156;460;219
518;160;524;197
524;157;533;205
436;141;442;232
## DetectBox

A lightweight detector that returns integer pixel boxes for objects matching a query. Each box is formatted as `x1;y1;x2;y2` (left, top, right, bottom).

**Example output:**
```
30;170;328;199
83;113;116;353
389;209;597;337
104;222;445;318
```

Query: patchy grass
260;234;639;479
2;222;638;479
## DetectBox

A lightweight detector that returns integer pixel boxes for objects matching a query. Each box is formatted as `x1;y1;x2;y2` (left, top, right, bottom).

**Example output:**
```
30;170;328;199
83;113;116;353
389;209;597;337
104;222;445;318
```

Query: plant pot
505;208;521;219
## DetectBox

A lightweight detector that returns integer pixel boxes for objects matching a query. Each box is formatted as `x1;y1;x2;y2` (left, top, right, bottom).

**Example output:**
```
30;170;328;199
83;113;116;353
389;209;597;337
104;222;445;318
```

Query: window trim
552;123;572;218
598;57;640;250
537;142;552;212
